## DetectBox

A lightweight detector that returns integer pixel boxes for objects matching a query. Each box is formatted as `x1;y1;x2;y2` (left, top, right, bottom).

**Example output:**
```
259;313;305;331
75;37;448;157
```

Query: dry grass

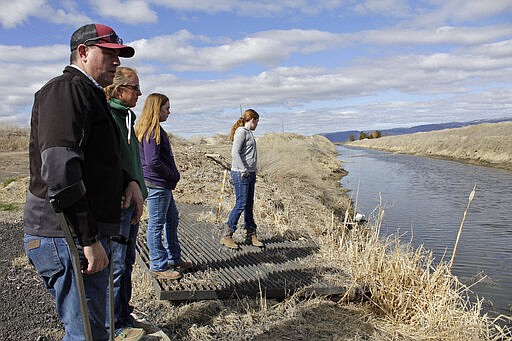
0;176;27;223
348;122;512;170
11;254;30;269
252;134;351;242
0;125;29;152
333;221;506;340
317;192;511;340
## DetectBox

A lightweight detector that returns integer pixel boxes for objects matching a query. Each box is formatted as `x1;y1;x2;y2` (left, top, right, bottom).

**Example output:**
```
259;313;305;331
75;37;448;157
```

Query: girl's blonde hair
229;109;259;141
104;66;137;101
134;93;169;145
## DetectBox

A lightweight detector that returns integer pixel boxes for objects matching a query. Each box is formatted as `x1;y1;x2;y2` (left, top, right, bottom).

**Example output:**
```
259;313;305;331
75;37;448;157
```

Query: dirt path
0;151;28;183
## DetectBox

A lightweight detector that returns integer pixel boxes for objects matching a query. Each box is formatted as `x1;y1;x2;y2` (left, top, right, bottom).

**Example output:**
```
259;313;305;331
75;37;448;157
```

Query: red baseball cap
70;23;135;58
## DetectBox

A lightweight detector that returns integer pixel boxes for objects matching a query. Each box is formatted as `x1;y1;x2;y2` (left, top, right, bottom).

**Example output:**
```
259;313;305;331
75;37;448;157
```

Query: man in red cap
24;23;143;341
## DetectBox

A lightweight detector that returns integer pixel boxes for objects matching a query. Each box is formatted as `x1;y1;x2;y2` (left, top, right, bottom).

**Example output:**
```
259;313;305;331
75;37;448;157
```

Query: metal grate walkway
136;203;346;301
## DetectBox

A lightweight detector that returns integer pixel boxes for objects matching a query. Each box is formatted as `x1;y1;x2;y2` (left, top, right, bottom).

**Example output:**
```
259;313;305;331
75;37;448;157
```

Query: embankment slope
347;122;512;170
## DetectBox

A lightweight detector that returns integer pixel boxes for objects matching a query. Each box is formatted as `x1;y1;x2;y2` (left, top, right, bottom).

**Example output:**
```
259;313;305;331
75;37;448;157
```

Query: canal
337;145;512;317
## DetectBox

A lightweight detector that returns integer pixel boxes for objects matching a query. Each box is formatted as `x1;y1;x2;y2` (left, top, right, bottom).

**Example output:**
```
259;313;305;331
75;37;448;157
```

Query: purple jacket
139;127;180;190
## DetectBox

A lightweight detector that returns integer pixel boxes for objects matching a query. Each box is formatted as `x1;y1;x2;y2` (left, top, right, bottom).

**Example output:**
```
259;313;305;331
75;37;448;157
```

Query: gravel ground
0;151;62;340
0;222;63;341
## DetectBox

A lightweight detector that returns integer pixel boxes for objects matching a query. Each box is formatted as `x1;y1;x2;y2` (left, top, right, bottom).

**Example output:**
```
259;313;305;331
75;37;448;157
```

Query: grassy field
0;125;29;152
1;125;511;340
347;122;512;171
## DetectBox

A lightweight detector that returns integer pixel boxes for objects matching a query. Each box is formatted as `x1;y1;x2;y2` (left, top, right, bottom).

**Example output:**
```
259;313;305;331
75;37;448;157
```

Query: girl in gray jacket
221;109;264;249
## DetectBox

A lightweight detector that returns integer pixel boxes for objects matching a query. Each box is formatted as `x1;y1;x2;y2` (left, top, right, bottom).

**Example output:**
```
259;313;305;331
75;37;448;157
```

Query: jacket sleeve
37;78;97;245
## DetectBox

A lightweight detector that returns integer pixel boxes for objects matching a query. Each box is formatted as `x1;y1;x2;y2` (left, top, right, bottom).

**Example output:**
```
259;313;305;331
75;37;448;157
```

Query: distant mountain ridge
320;117;512;143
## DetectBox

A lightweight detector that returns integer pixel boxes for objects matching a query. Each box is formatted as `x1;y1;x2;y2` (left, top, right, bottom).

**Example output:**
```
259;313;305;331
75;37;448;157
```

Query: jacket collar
109;98;129;111
65;64;104;91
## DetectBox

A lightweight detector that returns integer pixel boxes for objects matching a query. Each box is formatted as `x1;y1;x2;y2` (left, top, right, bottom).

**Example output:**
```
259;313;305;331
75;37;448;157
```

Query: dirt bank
347;122;512;170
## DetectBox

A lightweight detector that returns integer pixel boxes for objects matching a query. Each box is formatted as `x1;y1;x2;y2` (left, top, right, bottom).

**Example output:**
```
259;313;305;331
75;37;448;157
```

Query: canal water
337;145;512;317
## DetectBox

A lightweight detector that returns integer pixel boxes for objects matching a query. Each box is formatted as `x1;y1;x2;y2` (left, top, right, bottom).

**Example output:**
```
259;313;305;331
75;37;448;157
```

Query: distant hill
346;121;512;171
321;117;512;143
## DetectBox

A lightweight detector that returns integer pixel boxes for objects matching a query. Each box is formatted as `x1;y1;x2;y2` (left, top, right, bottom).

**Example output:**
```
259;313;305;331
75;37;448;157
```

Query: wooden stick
216;169;228;222
448;184;476;271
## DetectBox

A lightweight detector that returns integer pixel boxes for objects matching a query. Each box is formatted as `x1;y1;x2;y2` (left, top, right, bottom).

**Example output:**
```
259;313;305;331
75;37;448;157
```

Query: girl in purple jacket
134;93;192;280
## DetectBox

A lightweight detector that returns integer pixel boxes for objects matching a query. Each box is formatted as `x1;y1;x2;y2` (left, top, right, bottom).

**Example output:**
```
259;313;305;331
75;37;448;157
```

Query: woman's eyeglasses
120;84;141;93
83;32;123;46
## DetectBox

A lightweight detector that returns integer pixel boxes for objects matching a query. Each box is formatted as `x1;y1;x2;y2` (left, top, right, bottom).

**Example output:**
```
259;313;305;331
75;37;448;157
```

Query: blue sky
1;0;511;137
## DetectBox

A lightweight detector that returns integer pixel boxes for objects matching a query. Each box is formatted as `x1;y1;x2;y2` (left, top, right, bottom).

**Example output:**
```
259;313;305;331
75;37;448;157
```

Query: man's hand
122;180;143;224
82;240;109;274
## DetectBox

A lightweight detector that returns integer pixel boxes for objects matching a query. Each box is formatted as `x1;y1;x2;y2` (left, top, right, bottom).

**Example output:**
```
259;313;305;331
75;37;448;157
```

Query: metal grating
136;203;346;301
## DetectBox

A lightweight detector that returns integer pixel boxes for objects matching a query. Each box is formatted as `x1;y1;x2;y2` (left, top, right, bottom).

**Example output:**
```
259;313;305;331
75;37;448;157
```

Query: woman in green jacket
104;67;147;341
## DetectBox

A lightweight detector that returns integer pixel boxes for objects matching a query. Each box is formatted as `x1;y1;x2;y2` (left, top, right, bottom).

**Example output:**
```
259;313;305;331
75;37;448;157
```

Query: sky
1;0;511;138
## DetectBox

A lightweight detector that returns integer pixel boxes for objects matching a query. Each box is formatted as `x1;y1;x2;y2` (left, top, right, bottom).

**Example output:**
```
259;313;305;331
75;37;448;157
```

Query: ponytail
229;109;259;141
229;118;245;141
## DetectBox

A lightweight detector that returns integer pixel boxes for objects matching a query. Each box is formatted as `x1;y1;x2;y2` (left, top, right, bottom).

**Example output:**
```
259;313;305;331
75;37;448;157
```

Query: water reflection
338;145;512;317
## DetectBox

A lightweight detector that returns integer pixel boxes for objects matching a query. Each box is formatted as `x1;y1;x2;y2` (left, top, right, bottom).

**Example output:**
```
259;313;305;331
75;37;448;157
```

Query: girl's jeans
226;171;257;233
146;187;182;271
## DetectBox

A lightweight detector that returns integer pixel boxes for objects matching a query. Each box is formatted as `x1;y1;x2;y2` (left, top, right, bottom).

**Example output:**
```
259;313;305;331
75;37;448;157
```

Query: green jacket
109;98;148;200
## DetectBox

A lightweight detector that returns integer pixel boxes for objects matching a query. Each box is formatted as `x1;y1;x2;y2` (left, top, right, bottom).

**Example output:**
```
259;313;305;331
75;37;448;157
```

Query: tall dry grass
0;125;29;152
310;190;511;340
255;133;351;239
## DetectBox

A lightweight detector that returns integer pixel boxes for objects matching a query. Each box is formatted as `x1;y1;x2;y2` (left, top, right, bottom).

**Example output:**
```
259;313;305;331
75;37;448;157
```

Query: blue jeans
108;207;138;333
226;171;257;232
146;187;182;271
24;234;110;341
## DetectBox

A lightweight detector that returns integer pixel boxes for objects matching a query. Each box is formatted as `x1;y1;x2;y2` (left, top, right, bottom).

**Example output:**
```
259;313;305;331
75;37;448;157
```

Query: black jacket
24;65;125;245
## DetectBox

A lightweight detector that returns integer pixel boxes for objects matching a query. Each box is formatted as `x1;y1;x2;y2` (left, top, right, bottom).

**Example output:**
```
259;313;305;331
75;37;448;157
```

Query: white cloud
0;44;68;62
129;25;512;73
43;7;91;26
0;0;45;28
0;59;65;126
0;0;91;28
353;0;412;18
90;0;158;24
126;41;512;136
131;29;347;71
362;24;512;45
2;21;512;135
415;0;512;26
464;39;512;59
149;0;340;17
